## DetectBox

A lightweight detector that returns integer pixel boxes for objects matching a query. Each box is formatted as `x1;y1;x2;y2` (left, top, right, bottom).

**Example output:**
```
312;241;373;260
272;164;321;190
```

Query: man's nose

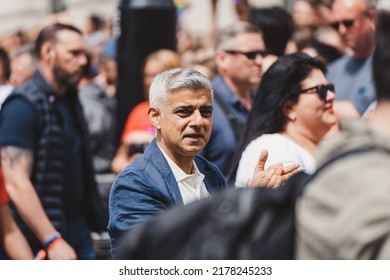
190;110;204;125
79;54;87;66
338;23;348;35
254;53;263;65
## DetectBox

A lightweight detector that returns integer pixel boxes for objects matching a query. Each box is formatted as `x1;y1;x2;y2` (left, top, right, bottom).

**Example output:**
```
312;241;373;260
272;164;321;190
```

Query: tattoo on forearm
0;146;33;170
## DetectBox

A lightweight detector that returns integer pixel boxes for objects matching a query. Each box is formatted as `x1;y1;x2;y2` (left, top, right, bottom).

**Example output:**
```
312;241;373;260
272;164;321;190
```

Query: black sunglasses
330;19;355;30
299;84;335;100
224;49;268;60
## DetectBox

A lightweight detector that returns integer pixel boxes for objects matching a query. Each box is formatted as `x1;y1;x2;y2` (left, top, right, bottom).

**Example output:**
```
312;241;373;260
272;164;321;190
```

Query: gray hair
333;0;377;9
366;0;377;9
9;42;37;68
215;21;262;50
149;68;213;110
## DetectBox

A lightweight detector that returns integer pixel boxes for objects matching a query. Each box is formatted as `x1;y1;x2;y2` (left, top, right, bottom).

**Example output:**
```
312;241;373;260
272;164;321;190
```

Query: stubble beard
53;64;81;93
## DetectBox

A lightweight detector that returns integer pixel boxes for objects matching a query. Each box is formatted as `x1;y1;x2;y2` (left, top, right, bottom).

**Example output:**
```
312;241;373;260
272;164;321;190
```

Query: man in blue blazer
108;68;228;257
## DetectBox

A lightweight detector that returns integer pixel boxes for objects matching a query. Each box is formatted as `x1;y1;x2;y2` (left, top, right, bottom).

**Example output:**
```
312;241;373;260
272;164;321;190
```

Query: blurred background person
200;21;265;177
327;0;377;118
0;47;12;109
78;52;117;175
249;6;294;72
228;52;337;187
0;23;106;260
9;43;37;87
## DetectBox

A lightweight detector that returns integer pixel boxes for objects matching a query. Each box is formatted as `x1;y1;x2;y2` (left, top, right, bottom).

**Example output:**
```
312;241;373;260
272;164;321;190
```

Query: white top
0;84;13;110
235;133;316;188
158;144;210;205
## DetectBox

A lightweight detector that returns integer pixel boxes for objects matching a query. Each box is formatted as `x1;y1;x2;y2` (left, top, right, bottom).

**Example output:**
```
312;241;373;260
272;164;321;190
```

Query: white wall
0;0;117;35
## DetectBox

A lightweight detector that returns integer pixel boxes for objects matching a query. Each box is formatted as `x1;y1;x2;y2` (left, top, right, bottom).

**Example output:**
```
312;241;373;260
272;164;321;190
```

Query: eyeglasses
299;84;335;101
330;19;355;30
223;49;268;60
330;11;369;31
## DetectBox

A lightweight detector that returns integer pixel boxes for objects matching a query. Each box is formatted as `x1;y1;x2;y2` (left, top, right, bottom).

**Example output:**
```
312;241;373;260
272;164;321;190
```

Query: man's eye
71;50;84;56
201;110;212;117
176;110;190;116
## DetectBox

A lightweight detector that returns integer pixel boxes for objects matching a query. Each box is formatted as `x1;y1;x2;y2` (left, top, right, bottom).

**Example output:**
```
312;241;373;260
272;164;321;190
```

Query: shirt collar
157;143;203;183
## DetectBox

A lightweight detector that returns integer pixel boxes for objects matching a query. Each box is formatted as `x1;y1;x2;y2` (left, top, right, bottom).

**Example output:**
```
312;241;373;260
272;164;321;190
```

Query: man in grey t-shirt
327;0;376;116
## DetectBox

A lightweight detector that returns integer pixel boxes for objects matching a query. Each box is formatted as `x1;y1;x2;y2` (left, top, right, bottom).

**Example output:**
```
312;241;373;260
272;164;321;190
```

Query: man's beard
53;64;81;92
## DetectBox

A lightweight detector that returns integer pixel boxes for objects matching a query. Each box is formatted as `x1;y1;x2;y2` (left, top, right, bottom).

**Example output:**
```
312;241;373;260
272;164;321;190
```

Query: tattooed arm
1;146;76;260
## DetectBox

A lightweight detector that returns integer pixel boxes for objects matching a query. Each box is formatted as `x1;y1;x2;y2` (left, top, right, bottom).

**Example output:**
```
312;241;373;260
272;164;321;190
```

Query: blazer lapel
143;139;183;205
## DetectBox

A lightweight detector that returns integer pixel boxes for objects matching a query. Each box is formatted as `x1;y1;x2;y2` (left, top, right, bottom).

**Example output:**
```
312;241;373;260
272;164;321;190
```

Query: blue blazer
108;138;228;255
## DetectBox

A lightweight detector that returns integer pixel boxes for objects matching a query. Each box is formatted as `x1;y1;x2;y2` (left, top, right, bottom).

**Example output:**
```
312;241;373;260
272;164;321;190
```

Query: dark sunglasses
330;19;355;30
224;49;268;60
330;11;369;31
299;84;335;101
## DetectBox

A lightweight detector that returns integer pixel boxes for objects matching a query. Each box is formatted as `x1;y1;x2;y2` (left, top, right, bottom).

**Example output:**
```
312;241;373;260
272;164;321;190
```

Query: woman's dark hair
0;47;10;81
227;52;326;184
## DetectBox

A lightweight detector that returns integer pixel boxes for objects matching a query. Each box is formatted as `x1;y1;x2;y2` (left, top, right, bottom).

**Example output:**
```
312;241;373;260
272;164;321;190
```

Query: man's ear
148;107;161;129
215;49;228;70
367;8;376;21
41;42;55;63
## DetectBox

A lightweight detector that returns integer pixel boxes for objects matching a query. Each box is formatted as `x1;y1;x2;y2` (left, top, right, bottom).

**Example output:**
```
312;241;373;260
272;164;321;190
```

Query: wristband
43;232;62;248
46;236;63;250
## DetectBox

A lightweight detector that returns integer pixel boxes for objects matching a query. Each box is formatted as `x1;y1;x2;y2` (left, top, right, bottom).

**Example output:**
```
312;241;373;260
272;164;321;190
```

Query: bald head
331;0;376;59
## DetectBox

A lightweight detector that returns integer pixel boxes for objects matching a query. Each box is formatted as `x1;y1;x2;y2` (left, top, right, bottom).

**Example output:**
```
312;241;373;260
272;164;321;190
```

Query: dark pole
116;0;177;140
51;0;66;13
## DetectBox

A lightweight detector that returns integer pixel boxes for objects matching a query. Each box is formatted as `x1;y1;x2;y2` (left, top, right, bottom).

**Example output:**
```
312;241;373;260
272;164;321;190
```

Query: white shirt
235;133;316;188
158;144;210;205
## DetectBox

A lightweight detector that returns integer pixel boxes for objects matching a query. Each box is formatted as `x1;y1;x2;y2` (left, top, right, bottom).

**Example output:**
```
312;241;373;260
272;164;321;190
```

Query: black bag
115;147;374;260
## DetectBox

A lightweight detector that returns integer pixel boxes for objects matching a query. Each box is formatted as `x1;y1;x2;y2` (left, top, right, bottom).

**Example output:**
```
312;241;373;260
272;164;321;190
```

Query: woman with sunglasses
228;52;337;188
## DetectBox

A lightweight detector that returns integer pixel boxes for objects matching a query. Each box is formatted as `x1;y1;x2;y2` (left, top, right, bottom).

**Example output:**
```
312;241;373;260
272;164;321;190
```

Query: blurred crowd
0;0;389;260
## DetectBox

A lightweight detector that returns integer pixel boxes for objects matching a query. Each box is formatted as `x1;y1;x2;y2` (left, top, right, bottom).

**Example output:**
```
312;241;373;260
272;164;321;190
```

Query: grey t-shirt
327;54;375;115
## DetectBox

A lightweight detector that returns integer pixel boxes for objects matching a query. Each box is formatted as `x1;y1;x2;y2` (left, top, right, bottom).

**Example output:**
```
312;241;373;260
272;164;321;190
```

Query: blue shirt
327;54;376;115
200;75;250;177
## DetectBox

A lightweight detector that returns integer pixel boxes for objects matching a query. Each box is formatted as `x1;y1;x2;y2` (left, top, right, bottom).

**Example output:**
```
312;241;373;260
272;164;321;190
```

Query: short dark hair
0;47;10;80
228;52;326;183
373;10;390;102
34;23;83;59
249;7;293;56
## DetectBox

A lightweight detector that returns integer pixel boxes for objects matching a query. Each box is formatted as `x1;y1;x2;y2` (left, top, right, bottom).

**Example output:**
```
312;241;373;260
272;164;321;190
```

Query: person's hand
247;149;300;188
47;239;77;260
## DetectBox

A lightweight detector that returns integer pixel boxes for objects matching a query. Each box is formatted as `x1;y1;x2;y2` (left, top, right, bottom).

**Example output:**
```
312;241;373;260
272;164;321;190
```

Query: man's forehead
54;31;85;50
55;29;84;43
221;32;263;49
166;89;211;101
332;0;367;14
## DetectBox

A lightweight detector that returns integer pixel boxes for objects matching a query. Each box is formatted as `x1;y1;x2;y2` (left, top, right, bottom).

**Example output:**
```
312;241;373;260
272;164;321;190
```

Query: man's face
52;30;87;90
331;0;375;57
150;88;213;163
217;32;264;90
10;53;35;86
